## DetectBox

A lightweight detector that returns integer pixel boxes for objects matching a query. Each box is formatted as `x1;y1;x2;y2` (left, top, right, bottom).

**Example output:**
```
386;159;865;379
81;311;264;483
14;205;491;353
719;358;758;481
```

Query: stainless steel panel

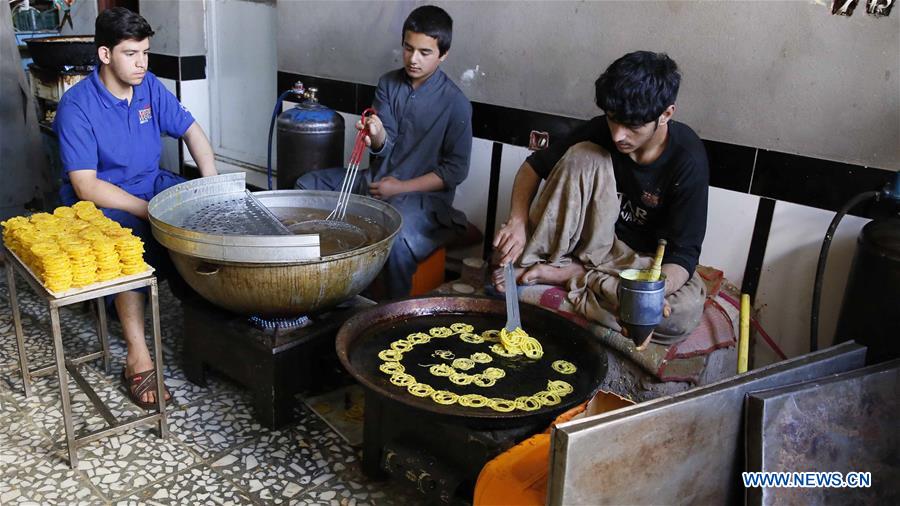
548;342;867;506
745;359;899;506
180;193;291;236
148;173;322;263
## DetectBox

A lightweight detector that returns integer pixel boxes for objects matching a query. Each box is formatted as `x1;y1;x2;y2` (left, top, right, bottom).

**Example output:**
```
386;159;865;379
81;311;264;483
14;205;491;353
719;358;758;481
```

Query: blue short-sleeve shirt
54;69;195;197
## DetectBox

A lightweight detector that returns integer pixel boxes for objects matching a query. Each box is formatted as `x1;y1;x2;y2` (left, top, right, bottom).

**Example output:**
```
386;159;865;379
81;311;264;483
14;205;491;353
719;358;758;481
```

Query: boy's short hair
95;7;155;51
595;51;681;126
402;5;453;56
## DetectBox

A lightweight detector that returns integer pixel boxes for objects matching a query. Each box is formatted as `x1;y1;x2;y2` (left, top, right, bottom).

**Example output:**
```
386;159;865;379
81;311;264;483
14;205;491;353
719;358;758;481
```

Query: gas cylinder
834;216;900;363
275;88;344;190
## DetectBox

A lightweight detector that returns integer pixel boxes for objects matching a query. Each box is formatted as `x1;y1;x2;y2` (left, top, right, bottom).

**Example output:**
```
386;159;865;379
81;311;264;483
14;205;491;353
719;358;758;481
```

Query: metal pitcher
617;268;666;347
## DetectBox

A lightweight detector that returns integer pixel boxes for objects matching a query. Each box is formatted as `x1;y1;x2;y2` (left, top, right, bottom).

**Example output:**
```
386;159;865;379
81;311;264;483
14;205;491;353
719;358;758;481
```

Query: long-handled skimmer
503;263;523;332
327;108;377;221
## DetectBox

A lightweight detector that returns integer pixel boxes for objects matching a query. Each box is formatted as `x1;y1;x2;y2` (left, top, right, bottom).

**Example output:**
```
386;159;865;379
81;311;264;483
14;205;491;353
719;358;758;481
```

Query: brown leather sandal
121;368;171;410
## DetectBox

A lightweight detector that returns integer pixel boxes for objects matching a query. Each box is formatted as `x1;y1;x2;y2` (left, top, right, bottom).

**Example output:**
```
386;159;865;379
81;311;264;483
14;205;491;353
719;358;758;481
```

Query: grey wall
141;0;206;56
277;0;899;170
141;0;180;54
59;0;98;35
178;0;206;56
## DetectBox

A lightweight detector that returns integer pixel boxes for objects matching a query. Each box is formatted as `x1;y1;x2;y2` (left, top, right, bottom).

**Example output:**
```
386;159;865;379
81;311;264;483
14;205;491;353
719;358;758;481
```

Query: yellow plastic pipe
738;294;750;373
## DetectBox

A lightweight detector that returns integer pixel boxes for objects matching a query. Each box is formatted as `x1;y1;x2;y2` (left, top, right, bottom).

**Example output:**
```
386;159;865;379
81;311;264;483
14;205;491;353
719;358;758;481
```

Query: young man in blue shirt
54;8;218;408
296;5;473;298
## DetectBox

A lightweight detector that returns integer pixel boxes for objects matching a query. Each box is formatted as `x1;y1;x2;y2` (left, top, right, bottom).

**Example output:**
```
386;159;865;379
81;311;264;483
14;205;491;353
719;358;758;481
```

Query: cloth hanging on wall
0;5;53;219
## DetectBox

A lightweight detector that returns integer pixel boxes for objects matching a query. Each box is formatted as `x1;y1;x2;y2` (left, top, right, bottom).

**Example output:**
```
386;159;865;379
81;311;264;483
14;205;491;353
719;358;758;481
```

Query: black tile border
180;55;206;81
704;139;755;194
471;102;584;151
148;53;179;81
148;53;206;81
751;150;895;217
484;142;503;260
149;53;206;180
278;72;356;113
275;71;896;219
742;198;776;301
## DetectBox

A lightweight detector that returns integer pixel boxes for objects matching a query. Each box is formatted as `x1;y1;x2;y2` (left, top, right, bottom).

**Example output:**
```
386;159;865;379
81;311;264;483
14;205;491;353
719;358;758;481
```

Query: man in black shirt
492;51;709;347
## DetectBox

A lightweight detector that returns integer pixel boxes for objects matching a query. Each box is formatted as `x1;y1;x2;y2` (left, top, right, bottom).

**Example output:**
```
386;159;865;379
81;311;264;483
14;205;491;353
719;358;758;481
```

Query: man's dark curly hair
595;51;681;126
95;7;154;51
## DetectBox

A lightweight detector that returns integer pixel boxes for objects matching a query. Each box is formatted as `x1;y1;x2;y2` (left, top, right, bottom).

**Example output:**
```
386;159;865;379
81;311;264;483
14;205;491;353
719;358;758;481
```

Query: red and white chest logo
138;105;153;124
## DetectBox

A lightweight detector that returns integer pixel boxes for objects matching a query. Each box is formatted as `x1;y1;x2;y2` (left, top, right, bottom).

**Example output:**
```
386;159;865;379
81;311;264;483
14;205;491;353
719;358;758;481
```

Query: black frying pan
335;296;607;427
25;36;97;70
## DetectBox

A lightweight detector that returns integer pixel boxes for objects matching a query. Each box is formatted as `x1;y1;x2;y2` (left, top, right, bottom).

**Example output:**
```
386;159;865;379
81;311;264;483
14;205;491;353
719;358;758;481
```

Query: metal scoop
503;263;522;332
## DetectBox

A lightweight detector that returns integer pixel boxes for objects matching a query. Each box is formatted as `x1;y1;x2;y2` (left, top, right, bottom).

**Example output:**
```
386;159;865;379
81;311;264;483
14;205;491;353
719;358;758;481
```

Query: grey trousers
520;142;705;344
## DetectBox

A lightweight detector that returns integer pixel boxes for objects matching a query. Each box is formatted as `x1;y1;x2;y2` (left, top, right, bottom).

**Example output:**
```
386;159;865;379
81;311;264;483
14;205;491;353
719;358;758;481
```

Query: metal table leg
95;298;111;374
50;305;78;468
6;261;32;397
150;279;167;438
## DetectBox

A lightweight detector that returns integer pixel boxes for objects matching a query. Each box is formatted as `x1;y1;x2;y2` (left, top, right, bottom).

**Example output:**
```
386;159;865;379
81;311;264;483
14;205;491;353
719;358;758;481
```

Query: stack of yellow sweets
1;201;149;292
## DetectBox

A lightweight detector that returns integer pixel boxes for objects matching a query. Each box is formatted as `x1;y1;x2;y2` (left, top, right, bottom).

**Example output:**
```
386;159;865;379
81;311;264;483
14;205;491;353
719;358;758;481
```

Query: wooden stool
3;248;167;468
410;246;446;296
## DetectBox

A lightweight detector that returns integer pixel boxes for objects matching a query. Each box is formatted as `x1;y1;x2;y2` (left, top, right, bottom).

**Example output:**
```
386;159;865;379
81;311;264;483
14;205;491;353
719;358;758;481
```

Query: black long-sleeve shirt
526;116;709;275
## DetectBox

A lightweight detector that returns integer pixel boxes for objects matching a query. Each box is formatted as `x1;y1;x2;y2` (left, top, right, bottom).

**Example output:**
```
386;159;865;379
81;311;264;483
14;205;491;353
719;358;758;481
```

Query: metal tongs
503;263;522;332
54;0;75;30
327;108;377;221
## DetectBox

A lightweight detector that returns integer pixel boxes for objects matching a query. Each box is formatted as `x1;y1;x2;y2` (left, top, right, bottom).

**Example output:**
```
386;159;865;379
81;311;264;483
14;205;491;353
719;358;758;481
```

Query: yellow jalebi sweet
458;394;490;408
430;390;459;405
451;358;475;371
377;349;403;362
449;323;474;334
470;352;492;364
375;321;580;412
459;332;485;344
390;339;414;352
448;372;474;385
407;383;434;397
389;373;416;387
379;362;405;375
1;202;148;292
428;327;452;338
551;360;577;375
497;327;544;360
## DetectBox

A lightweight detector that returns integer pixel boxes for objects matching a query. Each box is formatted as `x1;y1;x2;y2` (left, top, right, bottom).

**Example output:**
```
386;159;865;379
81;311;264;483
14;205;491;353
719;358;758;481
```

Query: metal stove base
181;295;373;428
362;390;548;505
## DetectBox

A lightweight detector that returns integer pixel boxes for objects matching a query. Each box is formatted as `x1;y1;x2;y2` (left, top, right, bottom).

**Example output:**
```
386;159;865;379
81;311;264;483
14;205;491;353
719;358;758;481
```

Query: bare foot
491;262;587;293
491;265;526;293
521;263;586;286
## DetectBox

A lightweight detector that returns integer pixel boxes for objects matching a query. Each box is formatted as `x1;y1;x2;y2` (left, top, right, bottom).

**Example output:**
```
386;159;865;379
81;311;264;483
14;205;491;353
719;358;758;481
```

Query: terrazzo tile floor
0;265;424;505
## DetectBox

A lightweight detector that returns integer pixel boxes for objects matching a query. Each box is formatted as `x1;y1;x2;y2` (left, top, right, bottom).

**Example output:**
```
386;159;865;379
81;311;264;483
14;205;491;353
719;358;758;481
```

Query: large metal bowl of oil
150;179;401;316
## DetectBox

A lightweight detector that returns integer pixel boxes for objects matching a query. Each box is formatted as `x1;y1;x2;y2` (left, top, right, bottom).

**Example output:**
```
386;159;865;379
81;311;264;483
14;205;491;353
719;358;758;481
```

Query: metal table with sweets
1;247;167;468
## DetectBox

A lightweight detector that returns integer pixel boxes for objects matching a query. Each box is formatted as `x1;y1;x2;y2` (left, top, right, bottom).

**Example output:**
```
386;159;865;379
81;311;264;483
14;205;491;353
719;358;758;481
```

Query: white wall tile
157;78;181;174
754;200;868;364
160;137;180;174
699;187;759;285
448;138;495;259
495;144;532;236
156;77;210;170
180;79;211;140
